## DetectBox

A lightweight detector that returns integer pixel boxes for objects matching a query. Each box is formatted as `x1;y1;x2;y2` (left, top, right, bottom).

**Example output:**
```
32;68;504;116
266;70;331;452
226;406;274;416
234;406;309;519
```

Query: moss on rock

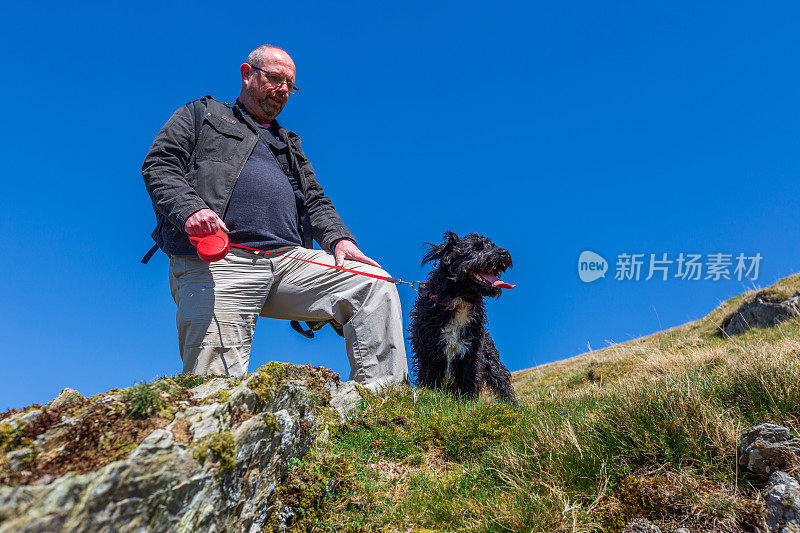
213;389;231;404
263;413;279;434
266;453;358;531
192;431;237;476
352;382;371;398
0;422;25;455
248;361;340;415
597;473;762;533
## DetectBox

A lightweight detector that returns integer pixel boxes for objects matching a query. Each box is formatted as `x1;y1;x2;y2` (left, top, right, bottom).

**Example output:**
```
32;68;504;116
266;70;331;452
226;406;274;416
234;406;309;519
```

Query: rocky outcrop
724;292;800;336
764;471;800;533
0;363;364;533
622;517;661;533
739;424;800;533
45;388;84;410
739;423;800;479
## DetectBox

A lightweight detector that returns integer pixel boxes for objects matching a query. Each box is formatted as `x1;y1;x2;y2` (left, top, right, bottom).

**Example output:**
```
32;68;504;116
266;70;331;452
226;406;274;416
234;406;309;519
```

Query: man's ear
421;231;459;266
240;63;252;83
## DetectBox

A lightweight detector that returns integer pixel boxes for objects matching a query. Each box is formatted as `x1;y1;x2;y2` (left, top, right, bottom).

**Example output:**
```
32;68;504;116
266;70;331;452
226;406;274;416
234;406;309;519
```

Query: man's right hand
184;208;229;237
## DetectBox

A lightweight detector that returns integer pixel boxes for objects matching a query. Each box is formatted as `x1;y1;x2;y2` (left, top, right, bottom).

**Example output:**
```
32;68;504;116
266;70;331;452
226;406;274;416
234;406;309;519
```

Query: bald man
142;45;408;390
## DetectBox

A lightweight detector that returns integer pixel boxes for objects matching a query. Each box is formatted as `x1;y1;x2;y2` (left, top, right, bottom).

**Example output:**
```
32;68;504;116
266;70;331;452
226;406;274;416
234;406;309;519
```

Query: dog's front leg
455;345;483;400
480;334;516;403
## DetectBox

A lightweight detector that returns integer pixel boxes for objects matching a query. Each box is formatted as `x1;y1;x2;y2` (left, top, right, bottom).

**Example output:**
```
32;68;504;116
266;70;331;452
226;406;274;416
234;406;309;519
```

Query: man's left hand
334;239;381;268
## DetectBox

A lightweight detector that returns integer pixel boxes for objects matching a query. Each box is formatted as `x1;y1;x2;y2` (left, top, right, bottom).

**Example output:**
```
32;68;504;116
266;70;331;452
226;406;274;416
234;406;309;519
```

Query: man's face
241;49;296;122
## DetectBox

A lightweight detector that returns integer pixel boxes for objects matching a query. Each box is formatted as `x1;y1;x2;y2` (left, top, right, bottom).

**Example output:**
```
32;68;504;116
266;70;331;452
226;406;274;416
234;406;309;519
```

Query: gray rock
2;410;39;431
5;447;36;472
45;388;84;410
739;424;800;478
184;403;223;441
326;380;363;423
672;528;690;533
272;504;296;532
227;380;261;414
94;394;121;405
189;378;234;401
18;410;43;426
33;417;75;457
724;292;800;336
0;367;368;533
764;471;800;533
622;517;662;533
128;428;174;459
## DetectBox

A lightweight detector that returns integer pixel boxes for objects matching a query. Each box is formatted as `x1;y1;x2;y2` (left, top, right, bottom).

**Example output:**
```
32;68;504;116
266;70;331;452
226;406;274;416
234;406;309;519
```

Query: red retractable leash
188;230;517;292
189;230;418;288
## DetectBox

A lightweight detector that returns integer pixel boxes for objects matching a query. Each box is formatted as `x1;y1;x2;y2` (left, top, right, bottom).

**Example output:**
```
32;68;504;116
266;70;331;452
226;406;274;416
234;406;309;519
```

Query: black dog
409;232;516;402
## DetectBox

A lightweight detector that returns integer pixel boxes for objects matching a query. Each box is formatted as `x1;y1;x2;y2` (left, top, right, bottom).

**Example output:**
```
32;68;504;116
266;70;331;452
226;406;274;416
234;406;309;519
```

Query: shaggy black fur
409;232;516;402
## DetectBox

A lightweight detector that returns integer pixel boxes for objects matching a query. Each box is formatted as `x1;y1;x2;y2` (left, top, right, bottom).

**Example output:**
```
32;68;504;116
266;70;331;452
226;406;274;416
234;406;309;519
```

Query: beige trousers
168;246;409;390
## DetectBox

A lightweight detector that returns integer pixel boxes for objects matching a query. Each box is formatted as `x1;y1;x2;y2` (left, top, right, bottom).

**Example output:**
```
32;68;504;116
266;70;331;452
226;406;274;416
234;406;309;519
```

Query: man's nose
273;80;290;93
272;87;290;101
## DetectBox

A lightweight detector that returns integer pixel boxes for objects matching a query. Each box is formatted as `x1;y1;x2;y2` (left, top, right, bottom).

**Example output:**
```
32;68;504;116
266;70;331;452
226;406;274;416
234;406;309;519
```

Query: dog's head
422;232;514;297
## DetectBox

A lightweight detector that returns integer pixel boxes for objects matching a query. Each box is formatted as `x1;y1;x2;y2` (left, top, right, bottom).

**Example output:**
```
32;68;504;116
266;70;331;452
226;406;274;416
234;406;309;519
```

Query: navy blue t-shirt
223;123;303;250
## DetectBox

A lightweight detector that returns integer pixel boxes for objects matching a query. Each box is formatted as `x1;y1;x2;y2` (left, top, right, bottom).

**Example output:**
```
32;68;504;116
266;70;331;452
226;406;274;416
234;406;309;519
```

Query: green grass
273;274;800;532
289;346;795;531
120;374;238;419
121;382;168;419
165;373;226;390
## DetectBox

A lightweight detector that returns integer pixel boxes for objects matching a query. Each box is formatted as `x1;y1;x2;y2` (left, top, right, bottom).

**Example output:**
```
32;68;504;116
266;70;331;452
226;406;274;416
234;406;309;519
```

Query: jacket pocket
197;114;245;162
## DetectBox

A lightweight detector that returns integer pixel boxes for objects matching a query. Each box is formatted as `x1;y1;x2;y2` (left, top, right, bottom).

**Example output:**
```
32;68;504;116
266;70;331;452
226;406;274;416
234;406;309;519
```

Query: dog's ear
421;231;459;266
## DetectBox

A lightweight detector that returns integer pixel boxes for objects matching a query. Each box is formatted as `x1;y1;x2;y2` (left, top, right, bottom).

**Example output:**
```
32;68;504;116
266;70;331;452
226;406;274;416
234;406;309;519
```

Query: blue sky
1;2;799;409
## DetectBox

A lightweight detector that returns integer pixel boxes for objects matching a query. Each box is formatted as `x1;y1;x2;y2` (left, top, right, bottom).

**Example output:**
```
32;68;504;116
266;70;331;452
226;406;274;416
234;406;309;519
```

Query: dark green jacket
142;96;355;256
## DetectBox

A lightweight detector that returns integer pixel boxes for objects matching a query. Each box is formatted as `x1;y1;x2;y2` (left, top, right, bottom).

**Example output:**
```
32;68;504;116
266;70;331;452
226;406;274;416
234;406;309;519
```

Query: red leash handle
188;232;230;262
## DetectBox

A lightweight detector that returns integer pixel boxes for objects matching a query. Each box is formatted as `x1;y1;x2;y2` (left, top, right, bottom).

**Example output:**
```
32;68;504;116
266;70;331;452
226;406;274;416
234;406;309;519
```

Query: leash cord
227;242;422;290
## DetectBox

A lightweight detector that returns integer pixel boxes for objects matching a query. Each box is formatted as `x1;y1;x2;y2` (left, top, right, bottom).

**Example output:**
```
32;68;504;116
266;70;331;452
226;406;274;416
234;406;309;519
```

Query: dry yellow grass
512;272;800;399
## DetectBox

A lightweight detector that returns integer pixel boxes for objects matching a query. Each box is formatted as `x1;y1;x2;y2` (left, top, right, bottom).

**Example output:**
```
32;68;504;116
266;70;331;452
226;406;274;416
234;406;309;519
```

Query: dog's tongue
479;272;516;289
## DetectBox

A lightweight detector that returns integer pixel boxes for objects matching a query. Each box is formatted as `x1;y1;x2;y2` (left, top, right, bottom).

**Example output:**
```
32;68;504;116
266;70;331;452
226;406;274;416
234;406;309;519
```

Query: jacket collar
233;99;289;149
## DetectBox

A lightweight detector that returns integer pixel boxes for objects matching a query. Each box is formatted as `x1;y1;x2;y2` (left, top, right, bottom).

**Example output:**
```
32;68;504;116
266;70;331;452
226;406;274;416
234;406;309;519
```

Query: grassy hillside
284;274;800;532
4;275;799;531
512;273;800;399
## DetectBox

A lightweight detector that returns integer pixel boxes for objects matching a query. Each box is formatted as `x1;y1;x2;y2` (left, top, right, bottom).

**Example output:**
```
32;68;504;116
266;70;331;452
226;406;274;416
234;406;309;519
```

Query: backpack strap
192;98;204;147
281;135;314;249
140;244;159;264
141;97;208;264
290;319;345;339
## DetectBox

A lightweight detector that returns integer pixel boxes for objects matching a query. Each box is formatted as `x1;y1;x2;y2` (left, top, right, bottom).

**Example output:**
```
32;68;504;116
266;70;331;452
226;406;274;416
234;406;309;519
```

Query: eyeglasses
248;64;300;94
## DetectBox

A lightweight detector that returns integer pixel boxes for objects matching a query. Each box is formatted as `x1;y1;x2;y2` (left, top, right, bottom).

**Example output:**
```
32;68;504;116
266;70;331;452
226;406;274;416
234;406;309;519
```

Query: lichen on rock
192;430;236;476
0;362;365;532
45;388;84;410
723;291;800;336
763;470;800;533
739;423;800;479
